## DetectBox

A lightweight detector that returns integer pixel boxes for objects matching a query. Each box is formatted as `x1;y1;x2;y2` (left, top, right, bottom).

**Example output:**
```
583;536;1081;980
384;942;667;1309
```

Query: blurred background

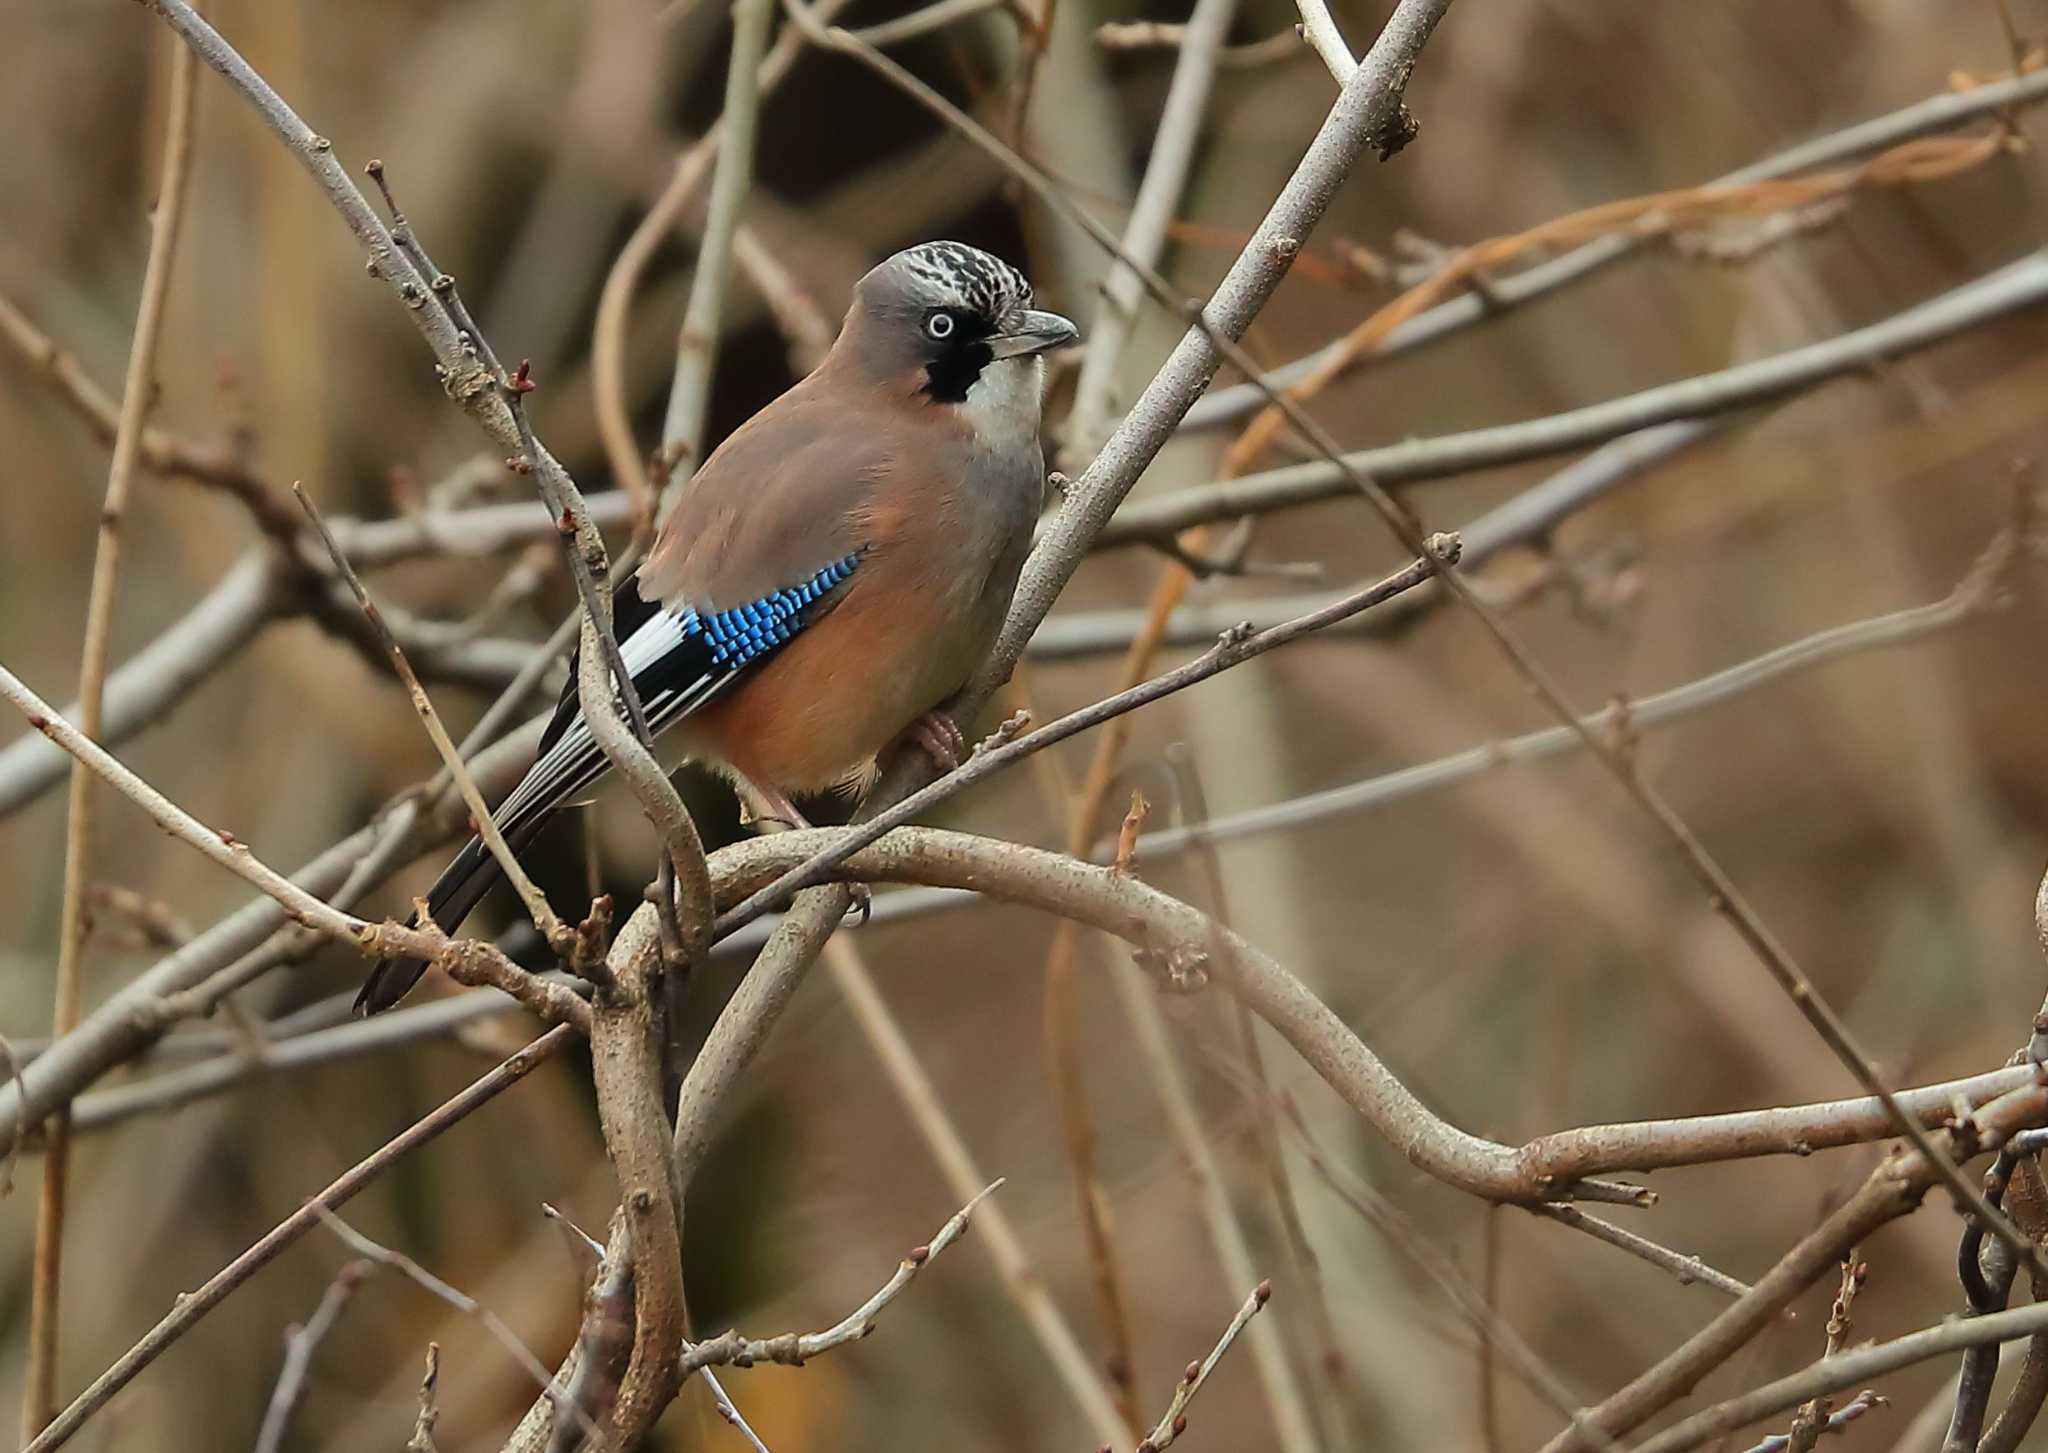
5;0;2048;1448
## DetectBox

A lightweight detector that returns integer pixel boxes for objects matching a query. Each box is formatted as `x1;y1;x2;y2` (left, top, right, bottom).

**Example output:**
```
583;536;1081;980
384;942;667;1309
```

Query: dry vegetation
6;1;2048;1450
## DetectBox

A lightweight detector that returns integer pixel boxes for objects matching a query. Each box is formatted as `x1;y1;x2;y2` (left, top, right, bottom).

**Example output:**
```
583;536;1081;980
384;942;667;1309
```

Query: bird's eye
924;310;956;341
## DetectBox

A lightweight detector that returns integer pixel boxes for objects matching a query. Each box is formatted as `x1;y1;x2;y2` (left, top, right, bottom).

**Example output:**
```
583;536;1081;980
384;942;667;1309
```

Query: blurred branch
1094;21;1303;69
1290;1117;1600;1436
1183;66;2048;428
730;226;835;373
659;0;774;488
848;0;1016;47
1064;0;1238;459
23;1027;572;1453
1053;418;1710;655
251;1260;373;1453
22;25;201;1435
678;1181;1000;1372
1110;938;1320;1453
0;474;625;821
1122;521;2021;859
0;550;274;813
1107;252;2048;544
0;293;299;541
1168;749;1367;1446
591;0;855;517
1216;125;2019;476
822;938;1131;1445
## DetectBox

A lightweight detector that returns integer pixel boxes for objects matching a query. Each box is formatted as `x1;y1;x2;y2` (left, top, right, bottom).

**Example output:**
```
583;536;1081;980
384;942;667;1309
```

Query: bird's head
838;241;1078;410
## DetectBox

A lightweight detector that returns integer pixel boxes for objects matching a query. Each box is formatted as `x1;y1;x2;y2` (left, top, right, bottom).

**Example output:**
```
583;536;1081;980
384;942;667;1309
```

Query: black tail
354;813;553;1015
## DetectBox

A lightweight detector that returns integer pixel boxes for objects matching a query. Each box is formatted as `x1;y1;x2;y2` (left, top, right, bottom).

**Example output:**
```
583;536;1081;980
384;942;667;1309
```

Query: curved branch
704;826;2048;1201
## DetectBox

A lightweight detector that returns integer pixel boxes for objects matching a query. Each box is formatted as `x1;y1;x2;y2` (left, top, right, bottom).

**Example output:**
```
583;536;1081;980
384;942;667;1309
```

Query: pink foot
908;711;967;773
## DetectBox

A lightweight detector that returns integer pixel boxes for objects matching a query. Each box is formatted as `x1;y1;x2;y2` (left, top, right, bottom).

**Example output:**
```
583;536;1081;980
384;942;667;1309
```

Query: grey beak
987;308;1079;359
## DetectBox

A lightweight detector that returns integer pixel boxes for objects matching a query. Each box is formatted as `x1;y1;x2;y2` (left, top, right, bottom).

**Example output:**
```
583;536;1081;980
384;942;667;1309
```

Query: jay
357;241;1077;1013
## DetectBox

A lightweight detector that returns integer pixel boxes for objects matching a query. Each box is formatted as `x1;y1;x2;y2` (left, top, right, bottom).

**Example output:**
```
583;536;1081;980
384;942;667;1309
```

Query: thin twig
702;1368;772;1453
1133;1282;1272;1452
1531;1205;1753;1300
251;1260;374;1453
1739;1391;1889;1453
409;1344;442;1453
23;22;201;1438
680;1182;1002;1372
314;1206;603;1445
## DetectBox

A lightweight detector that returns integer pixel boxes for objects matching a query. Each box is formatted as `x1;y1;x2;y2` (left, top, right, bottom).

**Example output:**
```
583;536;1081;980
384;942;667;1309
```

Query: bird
355;241;1078;1014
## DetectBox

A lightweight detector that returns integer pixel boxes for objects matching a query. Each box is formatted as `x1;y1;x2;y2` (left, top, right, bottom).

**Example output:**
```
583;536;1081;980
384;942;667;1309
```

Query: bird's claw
910;712;968;773
842;883;873;926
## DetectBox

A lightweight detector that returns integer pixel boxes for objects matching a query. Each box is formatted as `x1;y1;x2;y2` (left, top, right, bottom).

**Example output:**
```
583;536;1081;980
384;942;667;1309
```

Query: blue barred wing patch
691;552;861;669
504;552;862;832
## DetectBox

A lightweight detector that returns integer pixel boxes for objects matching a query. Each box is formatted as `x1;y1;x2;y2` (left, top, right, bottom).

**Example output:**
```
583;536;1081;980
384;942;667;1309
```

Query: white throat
959;355;1045;450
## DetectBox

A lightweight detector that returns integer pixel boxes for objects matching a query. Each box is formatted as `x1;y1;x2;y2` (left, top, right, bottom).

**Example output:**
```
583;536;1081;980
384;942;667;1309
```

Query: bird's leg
737;782;872;925
905;711;968;774
738;783;812;832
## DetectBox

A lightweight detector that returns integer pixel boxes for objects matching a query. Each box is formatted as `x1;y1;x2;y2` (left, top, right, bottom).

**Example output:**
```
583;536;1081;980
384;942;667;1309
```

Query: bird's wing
502;551;862;834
